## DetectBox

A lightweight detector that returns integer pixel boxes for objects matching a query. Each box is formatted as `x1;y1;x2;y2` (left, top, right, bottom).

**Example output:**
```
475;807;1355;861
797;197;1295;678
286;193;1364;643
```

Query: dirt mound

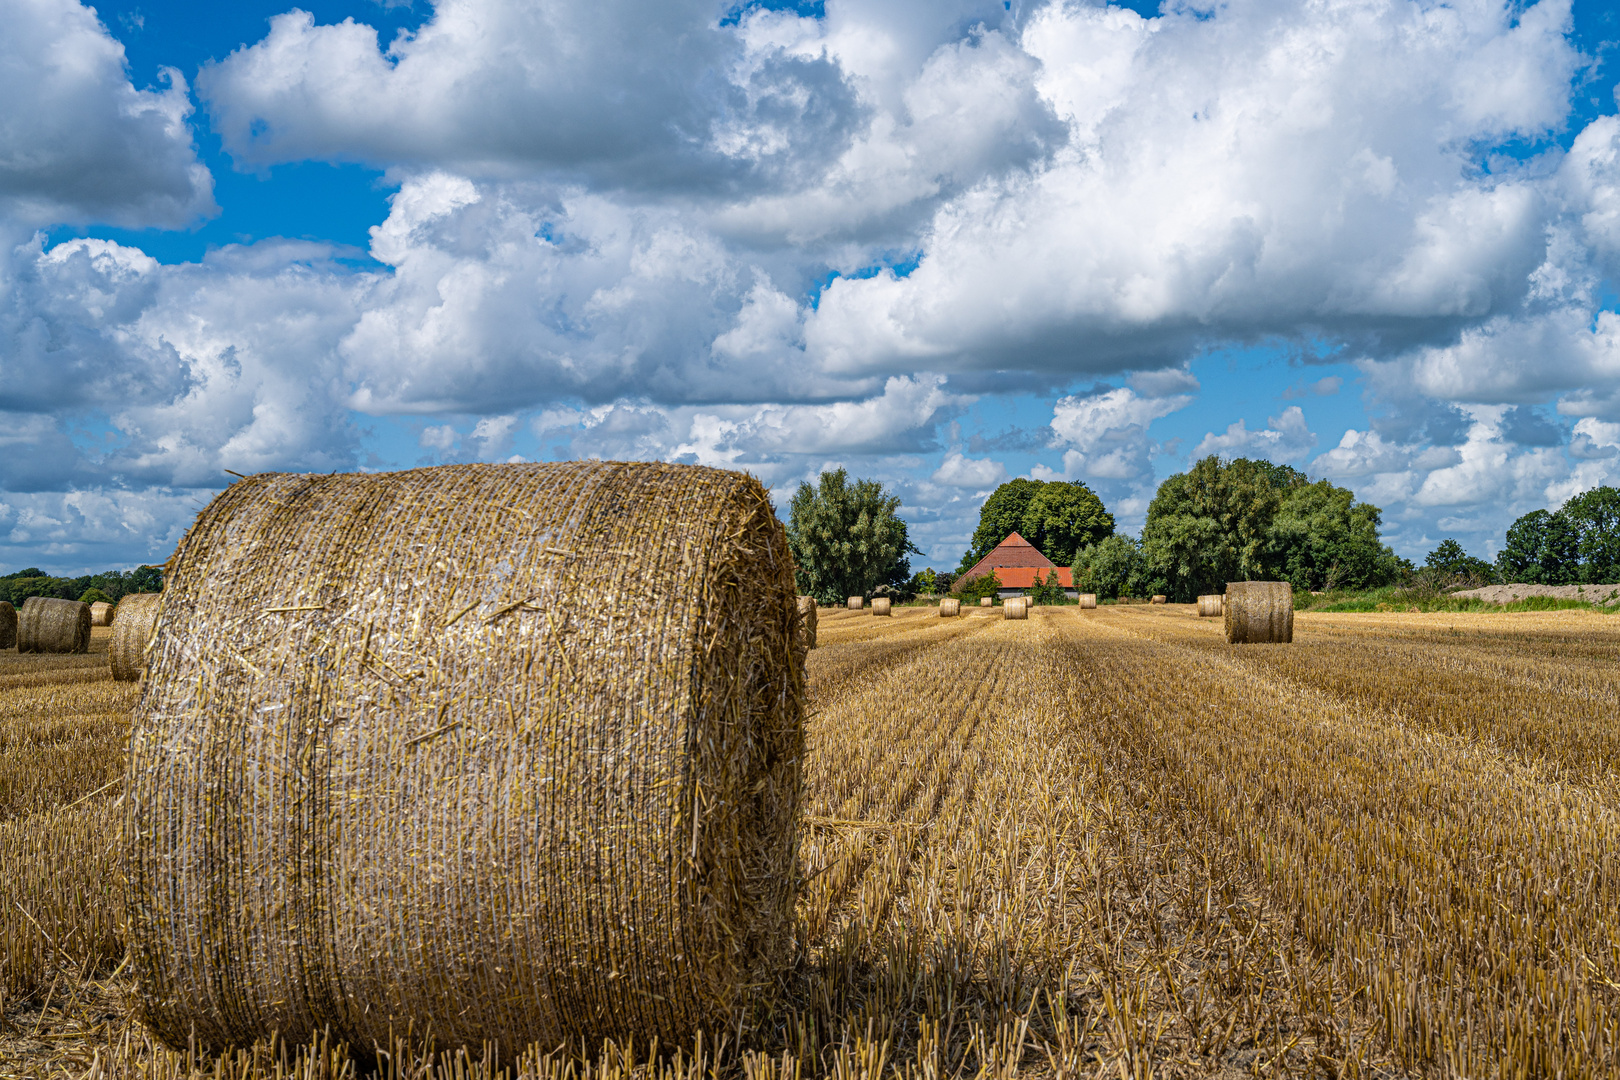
1452;583;1620;604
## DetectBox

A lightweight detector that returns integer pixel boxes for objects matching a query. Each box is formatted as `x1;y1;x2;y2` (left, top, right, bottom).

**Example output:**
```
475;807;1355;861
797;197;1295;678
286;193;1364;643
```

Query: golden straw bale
1224;580;1293;644
1197;594;1224;618
125;462;806;1056
939;598;960;617
871;597;891;616
1077;594;1097;609
979;597;993;607
18;597;91;654
90;601;114;627
111;592;164;682
1003;597;1028;620
848;596;863;610
796;596;818;651
1150;595;1167;604
0;601;13;650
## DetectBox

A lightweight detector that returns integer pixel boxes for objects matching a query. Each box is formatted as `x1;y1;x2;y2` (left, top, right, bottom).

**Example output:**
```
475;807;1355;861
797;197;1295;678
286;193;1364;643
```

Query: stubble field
3;605;1620;1077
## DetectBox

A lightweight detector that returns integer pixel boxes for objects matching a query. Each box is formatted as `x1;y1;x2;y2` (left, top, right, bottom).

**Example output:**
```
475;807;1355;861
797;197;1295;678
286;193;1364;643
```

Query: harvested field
5;606;1620;1077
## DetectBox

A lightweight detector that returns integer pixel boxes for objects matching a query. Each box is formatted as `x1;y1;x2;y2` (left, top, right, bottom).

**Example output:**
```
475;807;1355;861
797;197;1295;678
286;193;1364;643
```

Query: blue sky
6;0;1620;574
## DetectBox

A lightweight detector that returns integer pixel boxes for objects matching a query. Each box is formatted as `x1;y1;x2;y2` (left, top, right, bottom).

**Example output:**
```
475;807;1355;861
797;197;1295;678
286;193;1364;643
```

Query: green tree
78;587;113;606
1028;569;1067;605
1496;509;1579;584
1072;534;1149;600
959;478;1044;572
1424;539;1494;582
1269;481;1404;592
1141;457;1305;602
1561;487;1620;582
950;571;1001;602
787;469;921;605
1019;482;1114;568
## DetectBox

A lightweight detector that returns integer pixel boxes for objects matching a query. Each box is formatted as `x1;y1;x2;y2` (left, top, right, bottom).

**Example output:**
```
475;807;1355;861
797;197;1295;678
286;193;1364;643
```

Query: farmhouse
958;531;1074;597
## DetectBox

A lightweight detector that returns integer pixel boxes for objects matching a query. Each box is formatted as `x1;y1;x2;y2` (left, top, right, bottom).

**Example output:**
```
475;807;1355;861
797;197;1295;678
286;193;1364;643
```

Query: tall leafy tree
1561;487;1620;582
1071;534;1149;600
1496;509;1579;584
1270;480;1405;591
1019;482;1115;568
787;469;920;604
1424;539;1495;582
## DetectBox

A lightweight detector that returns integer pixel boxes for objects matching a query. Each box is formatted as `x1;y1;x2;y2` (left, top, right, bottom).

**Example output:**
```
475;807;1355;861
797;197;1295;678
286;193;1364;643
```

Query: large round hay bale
979;597;993;607
848;596;863;610
1224;581;1293;644
0;601;14;649
125;463;805;1056
1077;594;1097;609
1197;594;1224;618
89;601;114;627
939;598;960;617
111;592;164;682
1150;595;1167;605
871;597;891;616
1003;597;1028;620
796;596;818;650
18;598;91;654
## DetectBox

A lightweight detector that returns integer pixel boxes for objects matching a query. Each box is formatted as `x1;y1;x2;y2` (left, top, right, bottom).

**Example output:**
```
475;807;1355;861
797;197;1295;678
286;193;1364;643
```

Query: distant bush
951;571;1000;602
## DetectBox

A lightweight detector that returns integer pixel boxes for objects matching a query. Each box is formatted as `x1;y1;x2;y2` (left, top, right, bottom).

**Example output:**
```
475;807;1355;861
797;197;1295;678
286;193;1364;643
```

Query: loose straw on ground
125;461;807;1057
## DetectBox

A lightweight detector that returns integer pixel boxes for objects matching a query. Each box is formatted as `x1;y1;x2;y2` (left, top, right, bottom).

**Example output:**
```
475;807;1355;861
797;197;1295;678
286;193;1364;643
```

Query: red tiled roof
958;531;1058;582
993;566;1073;589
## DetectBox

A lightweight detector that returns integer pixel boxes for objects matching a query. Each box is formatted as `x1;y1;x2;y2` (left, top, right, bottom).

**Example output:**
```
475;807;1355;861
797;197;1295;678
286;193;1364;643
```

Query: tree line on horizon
783;457;1620;605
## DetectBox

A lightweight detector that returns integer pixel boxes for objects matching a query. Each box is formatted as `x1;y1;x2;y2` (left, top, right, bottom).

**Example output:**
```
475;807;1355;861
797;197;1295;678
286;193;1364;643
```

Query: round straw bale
796;596;818;651
1197;594;1224;618
89;601;114;627
0;601;14;649
847;596;863;610
1003;597;1028;620
1077;593;1097;610
871;597;891;616
111;592;164;682
979;597;993;607
125;462;805;1056
939;598;960;617
1224;580;1293;644
18;597;91;654
1150;595;1167;604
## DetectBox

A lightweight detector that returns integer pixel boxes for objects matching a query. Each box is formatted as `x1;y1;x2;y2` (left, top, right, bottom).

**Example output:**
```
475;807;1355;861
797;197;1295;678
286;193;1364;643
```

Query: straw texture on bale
0;601;13;650
980;597;994;607
848;596;863;610
1077;594;1097;610
89;600;115;627
871;597;891;617
1150;595;1167;605
125;462;806;1056
111;592;164;682
796;596;818;651
1197;594;1224;618
18;597;91;654
1003;597;1028;620
1224;580;1294;644
939;598;960;617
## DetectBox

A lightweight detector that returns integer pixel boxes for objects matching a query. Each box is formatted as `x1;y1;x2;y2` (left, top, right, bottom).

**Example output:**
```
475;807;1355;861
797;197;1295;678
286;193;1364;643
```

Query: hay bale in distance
796;596;818;651
111;592;164;682
125;462;806;1056
1150;595;1167;605
939;598;960;617
1197;594;1224;618
1003;597;1028;620
90;601;114;627
18;598;91;654
1224;580;1293;644
1077;594;1097;609
980;597;994;607
871;597;891;616
848;596;863;610
0;601;14;650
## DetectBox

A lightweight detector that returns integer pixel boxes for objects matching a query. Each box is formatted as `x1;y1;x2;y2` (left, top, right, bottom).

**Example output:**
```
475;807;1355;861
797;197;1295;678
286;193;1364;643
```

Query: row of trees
1495;489;1620;584
0;565;164;608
